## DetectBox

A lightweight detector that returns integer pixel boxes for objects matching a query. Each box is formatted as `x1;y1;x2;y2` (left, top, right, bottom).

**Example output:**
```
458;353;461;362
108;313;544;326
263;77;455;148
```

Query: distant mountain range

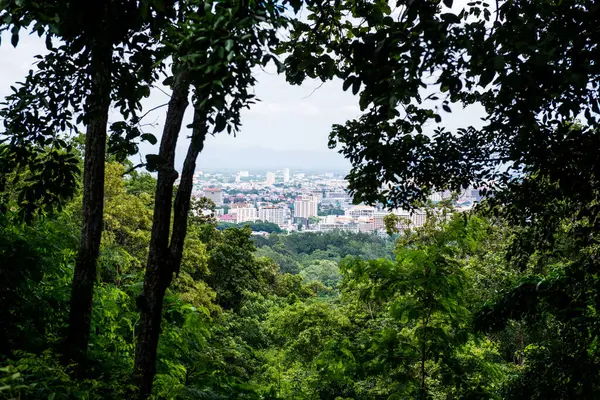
186;146;352;171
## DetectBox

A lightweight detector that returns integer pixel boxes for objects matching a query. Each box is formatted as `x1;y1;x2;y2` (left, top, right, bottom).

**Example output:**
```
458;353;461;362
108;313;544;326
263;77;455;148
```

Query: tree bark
65;40;112;370
133;71;190;399
169;105;208;268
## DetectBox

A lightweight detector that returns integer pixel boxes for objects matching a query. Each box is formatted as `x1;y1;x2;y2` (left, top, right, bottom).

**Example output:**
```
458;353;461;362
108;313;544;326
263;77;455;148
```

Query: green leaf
443;0;453;7
343;77;354;92
479;68;495;87
214;114;226;133
11;31;19;47
493;55;505;71
141;133;157;145
352;79;361;95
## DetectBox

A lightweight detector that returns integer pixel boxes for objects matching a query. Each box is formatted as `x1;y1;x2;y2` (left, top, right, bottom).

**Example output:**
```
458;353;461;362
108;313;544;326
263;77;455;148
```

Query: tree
284;0;600;212
339;210;504;398
0;0;173;369
206;227;261;311
299;260;341;289
132;0;297;395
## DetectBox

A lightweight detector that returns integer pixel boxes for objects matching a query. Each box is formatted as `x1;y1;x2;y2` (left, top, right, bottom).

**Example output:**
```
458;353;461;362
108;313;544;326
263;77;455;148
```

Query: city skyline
192;168;479;235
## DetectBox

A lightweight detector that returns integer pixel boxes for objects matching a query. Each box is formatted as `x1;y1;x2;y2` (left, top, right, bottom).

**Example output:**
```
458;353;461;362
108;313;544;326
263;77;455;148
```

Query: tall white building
265;172;276;185
283;168;290;183
229;206;257;223
203;188;223;206
294;195;318;218
258;206;286;226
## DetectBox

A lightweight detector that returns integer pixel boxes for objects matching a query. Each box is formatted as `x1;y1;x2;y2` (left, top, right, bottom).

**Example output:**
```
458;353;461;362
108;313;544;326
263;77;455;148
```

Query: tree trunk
133;100;208;399
169;105;208;267
65;41;112;370
133;71;190;399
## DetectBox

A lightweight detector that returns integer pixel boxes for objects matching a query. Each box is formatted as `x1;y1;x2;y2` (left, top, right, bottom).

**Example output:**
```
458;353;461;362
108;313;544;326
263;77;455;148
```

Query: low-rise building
345;205;376;218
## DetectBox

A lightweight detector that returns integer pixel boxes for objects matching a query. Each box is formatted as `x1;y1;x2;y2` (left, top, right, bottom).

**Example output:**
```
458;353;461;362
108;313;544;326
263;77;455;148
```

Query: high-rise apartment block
203;188;223;206
294;195;318;218
283;168;290;183
258;206;286;226
265;172;276;185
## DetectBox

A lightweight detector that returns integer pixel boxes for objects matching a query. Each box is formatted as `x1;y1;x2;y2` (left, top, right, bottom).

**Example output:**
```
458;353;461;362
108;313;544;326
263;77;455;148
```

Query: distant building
219;214;236;222
373;212;389;231
229;206;257;223
258;206;286;226
470;189;482;202
239;170;249;177
204;188;223;206
326;191;350;199
321;197;352;208
283;168;290;183
358;220;374;233
400;210;427;228
317;222;360;233
310;191;323;202
345;205;376;218
372;210;427;232
265;172;276;185
429;192;443;202
294;195;318;219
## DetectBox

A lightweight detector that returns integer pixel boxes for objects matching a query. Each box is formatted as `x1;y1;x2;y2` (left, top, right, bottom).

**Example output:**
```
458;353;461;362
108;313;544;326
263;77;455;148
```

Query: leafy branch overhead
284;0;600;211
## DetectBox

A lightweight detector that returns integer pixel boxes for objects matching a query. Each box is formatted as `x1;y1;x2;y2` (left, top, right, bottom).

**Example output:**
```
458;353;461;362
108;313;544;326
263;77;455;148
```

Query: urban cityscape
187;168;482;235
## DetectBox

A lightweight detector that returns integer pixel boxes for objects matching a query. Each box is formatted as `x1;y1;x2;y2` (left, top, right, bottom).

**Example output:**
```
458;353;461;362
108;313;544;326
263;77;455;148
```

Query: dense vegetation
1;163;596;399
2;0;600;398
217;221;283;234
0;167;500;398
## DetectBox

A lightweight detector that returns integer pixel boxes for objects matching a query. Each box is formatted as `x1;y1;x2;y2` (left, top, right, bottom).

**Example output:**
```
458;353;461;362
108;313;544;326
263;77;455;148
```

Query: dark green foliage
254;230;393;260
218;221;282;233
206;226;263;310
0;216;76;357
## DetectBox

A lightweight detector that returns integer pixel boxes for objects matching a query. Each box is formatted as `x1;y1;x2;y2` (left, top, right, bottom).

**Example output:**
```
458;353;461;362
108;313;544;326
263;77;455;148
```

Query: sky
0;21;485;171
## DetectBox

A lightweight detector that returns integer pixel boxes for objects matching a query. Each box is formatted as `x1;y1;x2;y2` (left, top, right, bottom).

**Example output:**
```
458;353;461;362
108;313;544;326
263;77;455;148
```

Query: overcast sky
0;21;485;171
